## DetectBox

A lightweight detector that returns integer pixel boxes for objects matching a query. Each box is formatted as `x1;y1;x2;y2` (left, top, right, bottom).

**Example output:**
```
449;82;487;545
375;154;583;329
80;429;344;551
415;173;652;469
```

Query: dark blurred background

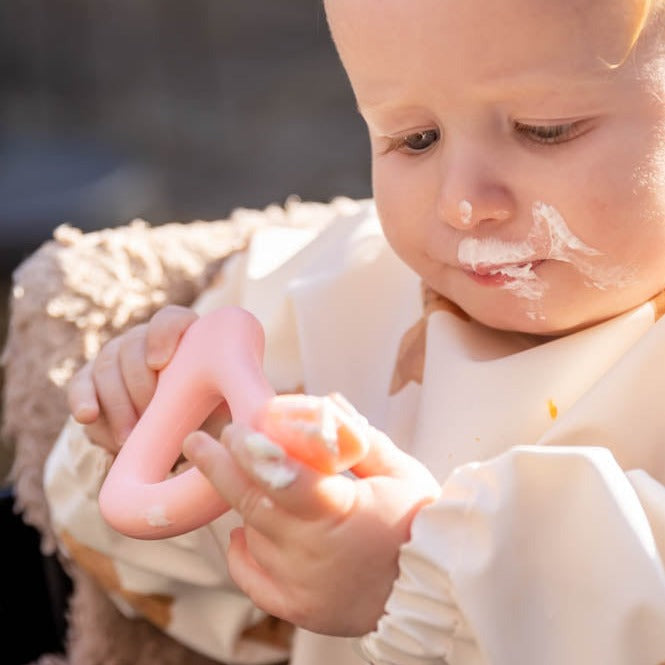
0;0;372;473
0;1;371;273
0;4;371;661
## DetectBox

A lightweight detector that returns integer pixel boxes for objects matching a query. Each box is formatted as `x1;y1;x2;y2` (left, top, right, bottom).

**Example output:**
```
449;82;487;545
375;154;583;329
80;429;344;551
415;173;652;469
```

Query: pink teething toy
98;306;369;540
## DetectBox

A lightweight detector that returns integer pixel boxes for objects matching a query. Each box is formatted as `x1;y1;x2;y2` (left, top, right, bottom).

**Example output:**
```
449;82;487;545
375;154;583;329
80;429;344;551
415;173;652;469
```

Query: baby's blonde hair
630;0;653;48
612;0;662;66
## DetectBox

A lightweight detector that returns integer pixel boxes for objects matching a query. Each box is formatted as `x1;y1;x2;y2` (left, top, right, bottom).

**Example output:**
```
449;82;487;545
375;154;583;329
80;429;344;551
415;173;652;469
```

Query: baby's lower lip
466;261;543;286
467;271;511;287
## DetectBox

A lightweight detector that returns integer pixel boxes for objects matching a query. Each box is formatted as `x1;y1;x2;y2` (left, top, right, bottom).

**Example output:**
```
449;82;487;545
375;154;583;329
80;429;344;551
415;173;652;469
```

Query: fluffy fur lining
1;197;356;665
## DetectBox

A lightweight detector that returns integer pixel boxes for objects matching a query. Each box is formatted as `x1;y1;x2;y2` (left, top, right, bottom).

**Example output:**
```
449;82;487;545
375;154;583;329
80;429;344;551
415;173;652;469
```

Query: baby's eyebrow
354;70;616;124
355;100;427;118
357;70;613;108
476;69;615;100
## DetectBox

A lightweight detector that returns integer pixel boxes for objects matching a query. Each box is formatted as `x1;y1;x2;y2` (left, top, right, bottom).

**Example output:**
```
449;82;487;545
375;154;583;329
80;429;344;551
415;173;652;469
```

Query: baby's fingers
220;424;357;520
185;426;355;528
226;527;295;624
118;324;157;417
67;360;100;424
183;430;296;539
91;337;139;447
145;305;198;370
82;413;119;453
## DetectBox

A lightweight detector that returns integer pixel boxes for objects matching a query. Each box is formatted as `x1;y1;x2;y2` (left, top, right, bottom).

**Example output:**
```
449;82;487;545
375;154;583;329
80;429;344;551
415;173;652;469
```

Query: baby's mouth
469;260;543;281
464;259;548;301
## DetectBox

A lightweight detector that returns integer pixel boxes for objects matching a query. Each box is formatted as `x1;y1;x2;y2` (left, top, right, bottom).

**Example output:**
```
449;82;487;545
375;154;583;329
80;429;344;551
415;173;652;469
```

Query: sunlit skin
326;0;665;334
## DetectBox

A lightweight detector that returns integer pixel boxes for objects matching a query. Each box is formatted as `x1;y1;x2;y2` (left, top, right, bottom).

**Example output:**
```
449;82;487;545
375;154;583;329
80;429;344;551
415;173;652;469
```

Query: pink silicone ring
98;306;275;539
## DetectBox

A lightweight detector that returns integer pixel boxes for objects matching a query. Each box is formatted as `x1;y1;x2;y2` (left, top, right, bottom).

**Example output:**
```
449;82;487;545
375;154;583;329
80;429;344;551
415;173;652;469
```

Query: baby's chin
427;271;622;337
449;295;598;338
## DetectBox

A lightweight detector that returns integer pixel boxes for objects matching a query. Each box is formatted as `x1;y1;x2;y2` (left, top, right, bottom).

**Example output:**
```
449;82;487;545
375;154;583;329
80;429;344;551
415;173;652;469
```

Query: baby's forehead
327;0;661;98
326;0;650;55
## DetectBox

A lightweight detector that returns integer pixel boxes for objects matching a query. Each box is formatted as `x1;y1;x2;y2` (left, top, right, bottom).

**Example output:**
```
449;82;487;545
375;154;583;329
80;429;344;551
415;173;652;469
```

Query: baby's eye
513;121;587;145
403;129;440;151
383;128;440;154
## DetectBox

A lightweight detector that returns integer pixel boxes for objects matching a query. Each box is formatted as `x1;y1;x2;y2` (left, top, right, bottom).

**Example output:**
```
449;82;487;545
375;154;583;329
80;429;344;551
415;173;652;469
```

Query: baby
49;0;665;663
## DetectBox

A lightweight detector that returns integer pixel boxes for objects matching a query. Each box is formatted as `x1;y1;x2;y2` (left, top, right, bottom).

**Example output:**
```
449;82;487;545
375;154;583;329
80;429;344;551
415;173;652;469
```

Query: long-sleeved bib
45;199;665;665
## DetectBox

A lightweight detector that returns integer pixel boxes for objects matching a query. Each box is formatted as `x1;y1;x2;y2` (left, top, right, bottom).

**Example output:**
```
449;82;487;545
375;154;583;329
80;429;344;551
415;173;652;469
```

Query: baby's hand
182;419;441;637
67;305;198;452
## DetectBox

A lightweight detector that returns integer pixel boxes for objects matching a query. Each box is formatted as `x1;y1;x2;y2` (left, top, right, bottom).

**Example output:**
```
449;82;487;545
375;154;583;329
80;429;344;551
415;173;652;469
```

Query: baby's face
326;0;665;334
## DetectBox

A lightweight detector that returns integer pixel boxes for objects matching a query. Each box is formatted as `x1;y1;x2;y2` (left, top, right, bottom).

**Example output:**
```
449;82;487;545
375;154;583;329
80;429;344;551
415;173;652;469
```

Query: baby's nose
439;188;514;230
436;154;516;229
446;198;513;230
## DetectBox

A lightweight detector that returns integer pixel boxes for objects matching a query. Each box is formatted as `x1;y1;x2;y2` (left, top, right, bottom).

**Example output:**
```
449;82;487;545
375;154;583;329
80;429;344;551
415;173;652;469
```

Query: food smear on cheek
457;201;635;310
532;202;635;291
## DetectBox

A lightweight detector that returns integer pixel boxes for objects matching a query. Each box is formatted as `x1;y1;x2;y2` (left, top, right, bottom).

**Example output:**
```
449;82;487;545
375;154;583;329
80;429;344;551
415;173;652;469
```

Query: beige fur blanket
2;198;351;665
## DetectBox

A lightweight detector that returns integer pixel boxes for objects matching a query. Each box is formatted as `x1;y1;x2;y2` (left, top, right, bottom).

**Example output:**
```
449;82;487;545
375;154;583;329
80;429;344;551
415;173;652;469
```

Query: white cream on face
457;201;636;306
458;200;473;226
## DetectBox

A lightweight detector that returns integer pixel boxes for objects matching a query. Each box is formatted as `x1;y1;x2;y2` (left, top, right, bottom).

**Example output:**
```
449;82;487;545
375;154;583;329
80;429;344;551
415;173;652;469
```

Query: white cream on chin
457;201;634;305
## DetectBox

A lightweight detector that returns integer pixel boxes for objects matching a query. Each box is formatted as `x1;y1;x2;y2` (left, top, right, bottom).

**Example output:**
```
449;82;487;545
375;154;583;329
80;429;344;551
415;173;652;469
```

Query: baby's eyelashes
381;128;441;155
512;119;593;146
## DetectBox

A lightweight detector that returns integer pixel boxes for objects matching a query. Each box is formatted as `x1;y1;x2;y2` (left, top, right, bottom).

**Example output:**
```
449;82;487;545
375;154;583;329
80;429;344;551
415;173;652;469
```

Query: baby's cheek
576;170;642;254
627;123;665;220
375;201;417;259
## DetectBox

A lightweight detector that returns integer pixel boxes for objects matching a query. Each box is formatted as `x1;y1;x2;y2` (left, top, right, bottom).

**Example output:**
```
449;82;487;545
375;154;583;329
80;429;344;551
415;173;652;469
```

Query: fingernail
182;431;207;461
73;403;97;422
146;353;168;369
241;432;287;461
233;432;298;489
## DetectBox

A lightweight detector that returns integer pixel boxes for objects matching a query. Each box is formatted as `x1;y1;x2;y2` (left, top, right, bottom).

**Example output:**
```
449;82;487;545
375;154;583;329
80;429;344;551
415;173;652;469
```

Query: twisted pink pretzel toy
98;306;369;540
